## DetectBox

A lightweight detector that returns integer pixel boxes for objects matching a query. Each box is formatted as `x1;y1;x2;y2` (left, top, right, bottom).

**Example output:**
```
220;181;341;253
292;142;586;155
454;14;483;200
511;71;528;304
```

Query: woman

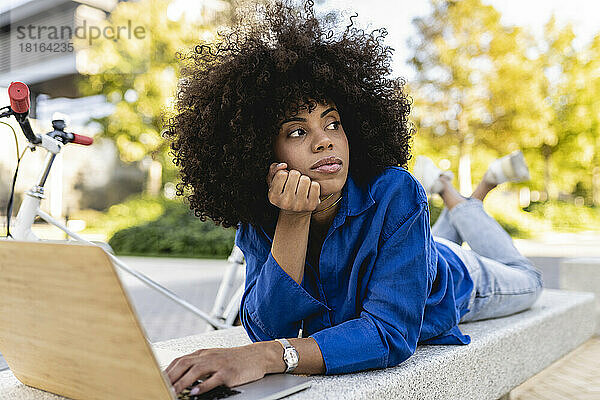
162;0;543;396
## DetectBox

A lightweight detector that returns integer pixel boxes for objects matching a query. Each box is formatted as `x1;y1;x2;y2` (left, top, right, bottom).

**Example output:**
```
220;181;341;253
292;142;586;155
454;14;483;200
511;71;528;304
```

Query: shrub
429;194;532;239
108;198;236;258
72;194;166;238
523;200;600;231
428;197;444;227
106;192;598;258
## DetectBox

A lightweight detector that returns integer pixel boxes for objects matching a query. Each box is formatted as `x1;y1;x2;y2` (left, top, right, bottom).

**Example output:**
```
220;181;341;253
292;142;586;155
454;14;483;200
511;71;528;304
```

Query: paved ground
1;233;598;398
112;256;244;342
510;336;600;400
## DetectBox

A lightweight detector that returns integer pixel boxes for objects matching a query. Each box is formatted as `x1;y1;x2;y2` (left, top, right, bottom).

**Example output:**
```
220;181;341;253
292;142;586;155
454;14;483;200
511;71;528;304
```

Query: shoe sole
413;156;453;195
508;151;530;182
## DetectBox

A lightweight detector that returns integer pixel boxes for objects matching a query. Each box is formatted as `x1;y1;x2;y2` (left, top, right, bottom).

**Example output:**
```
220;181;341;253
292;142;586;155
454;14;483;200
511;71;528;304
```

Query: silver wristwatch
275;338;299;373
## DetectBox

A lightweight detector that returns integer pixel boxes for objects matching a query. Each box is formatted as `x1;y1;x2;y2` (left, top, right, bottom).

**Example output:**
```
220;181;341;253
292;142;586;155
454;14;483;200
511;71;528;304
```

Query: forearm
249;337;325;375
271;210;311;284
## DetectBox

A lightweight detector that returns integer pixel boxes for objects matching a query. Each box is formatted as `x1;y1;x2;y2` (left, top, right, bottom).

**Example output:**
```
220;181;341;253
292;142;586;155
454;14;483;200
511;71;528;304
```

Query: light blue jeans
432;198;544;323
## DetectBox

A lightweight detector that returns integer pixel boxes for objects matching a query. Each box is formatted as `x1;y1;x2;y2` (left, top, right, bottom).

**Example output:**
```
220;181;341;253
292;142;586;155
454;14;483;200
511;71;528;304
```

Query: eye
288;128;306;138
327;121;341;130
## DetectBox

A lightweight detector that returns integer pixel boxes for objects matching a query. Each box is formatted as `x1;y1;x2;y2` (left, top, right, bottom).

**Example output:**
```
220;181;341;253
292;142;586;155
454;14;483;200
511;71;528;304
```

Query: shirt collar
344;172;375;217
332;172;375;229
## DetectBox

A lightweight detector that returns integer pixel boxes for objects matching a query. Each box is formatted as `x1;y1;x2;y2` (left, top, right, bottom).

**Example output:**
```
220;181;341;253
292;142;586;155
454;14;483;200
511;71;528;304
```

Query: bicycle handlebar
5;81;94;147
72;133;94;146
8;81;30;113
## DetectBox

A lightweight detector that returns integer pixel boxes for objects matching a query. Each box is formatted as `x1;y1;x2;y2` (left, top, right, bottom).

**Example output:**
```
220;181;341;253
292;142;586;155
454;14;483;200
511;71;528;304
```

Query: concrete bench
559;257;600;336
0;288;594;399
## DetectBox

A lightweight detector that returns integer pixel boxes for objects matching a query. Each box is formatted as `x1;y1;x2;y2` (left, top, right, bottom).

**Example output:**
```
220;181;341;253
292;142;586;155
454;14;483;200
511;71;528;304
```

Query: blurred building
1;0;231;226
0;0;122;111
0;0;144;223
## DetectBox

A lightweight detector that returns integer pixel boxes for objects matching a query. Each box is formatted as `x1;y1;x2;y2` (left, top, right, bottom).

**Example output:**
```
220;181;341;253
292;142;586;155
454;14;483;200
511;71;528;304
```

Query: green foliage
408;0;545;168
73;194;166;238
467;190;598;238
428;196;532;239
107;198;236;258
408;0;600;207
72;0;600;245
76;0;238;179
523;201;600;231
486;207;534;239
428;197;444;227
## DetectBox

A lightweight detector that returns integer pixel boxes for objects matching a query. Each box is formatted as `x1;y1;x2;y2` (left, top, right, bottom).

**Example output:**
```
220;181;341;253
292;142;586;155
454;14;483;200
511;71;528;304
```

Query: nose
312;129;333;152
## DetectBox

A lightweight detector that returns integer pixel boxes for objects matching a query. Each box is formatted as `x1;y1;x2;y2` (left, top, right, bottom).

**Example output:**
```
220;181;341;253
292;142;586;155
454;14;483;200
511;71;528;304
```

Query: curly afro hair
163;0;415;230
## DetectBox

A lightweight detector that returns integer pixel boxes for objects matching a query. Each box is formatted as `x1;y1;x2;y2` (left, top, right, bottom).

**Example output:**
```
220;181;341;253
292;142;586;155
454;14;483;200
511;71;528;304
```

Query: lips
313;163;342;173
310;156;343;169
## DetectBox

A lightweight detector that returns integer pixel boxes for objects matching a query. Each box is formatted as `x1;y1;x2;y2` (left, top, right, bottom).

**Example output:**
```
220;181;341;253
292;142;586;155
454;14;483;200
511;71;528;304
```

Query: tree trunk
592;165;600;207
592;140;600;206
457;110;472;196
458;150;472;196
541;143;553;201
146;160;163;196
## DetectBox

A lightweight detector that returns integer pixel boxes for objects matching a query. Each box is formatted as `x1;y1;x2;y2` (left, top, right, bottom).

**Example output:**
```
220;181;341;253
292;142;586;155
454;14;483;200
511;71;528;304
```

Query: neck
311;191;342;229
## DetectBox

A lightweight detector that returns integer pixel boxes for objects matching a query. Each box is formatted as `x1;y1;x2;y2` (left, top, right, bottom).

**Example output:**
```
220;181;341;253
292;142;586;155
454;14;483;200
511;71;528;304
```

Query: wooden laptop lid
0;241;175;400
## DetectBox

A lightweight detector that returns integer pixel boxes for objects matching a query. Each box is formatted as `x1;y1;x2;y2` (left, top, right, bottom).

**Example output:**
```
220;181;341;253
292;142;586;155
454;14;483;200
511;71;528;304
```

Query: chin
318;173;346;191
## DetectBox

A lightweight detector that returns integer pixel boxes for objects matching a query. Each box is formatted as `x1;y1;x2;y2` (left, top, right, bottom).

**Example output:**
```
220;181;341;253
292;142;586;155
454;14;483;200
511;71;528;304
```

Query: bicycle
1;81;245;333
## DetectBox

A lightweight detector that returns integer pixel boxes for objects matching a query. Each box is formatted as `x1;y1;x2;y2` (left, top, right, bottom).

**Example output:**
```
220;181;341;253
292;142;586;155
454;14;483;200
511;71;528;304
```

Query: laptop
0;240;312;400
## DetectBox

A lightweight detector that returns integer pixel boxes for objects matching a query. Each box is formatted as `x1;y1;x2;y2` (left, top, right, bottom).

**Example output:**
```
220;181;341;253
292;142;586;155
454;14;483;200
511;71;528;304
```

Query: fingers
164;358;179;376
163;347;267;397
296;174;312;197
266;162;287;186
165;352;203;388
189;373;225;396
170;361;215;394
308;181;321;205
164;349;201;376
165;356;191;386
281;169;301;200
269;168;288;197
266;162;321;212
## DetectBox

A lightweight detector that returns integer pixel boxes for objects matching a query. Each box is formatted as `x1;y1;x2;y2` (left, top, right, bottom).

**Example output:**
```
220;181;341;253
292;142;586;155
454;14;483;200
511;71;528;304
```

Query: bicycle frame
205;245;246;331
5;127;245;332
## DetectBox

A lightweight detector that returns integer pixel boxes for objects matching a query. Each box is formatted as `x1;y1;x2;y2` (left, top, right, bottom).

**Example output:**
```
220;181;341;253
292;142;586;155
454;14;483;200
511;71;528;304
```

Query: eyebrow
280;107;338;126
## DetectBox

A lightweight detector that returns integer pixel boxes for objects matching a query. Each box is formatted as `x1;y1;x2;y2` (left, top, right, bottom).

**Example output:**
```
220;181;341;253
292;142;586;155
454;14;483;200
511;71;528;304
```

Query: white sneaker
483;150;530;185
413;156;454;195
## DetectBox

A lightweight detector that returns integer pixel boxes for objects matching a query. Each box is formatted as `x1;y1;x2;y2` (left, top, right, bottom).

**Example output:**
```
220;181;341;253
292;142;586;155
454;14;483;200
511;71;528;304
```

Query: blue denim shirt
235;166;474;374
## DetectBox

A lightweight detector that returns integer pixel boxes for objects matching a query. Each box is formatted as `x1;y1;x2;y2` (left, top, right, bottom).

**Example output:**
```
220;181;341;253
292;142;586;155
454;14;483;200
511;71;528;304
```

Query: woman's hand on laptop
164;345;269;396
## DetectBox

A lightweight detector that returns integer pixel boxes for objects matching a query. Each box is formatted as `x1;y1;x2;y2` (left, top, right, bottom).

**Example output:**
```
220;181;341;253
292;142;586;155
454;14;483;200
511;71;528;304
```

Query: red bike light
8;81;30;114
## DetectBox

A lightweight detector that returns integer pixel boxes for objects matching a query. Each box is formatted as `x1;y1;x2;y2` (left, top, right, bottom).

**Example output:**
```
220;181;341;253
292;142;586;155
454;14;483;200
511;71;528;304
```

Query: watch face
285;349;299;365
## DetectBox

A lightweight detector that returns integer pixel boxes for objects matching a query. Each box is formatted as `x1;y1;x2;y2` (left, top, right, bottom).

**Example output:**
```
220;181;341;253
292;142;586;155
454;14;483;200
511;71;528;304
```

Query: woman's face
273;100;350;197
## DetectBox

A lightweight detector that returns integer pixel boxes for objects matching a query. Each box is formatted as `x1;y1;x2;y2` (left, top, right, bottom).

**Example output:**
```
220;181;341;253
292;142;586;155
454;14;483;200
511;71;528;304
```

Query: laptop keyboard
177;380;241;400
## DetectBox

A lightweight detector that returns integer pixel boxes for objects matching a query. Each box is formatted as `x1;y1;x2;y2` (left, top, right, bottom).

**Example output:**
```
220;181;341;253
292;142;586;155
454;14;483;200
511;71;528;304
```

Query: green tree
529;16;581;200
538;20;600;205
77;0;249;194
407;0;550;193
582;35;600;205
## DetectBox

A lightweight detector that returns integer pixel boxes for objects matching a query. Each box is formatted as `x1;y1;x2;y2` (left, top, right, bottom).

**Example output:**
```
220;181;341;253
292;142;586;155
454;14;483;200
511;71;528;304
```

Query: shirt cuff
244;251;331;339
309;316;389;375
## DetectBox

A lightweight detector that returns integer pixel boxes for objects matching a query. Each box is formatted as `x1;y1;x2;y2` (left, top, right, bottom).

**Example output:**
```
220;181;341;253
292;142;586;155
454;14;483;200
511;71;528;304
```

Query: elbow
384;333;417;368
371;319;417;368
239;303;272;342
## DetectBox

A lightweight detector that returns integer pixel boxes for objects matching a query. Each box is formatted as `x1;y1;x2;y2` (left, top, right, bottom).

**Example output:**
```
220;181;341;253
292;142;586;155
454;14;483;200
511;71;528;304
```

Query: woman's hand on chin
266;162;321;215
164;345;268;396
